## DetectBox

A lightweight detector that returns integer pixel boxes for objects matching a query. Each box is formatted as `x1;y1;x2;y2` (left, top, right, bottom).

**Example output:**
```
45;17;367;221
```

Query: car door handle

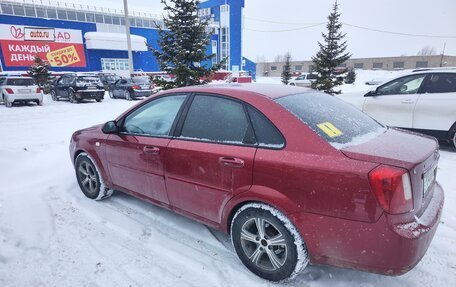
401;99;415;104
219;157;244;168
143;146;160;155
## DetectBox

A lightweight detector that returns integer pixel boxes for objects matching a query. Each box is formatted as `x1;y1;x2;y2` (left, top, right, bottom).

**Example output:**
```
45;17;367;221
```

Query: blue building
0;0;255;77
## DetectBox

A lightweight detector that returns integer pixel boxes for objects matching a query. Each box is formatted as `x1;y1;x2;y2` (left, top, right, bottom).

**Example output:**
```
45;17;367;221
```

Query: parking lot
0;88;455;286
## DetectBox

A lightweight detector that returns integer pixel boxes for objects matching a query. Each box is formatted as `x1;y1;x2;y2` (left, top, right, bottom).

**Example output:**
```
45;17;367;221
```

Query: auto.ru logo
10;26;25;40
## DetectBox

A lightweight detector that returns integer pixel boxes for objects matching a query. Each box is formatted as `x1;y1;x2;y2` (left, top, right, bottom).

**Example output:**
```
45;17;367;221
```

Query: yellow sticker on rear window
317;122;343;138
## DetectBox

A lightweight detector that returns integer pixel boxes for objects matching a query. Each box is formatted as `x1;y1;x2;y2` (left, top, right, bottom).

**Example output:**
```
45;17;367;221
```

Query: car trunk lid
342;128;440;216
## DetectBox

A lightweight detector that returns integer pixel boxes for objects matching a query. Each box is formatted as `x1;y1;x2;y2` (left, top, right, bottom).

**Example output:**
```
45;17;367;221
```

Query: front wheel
109;90;114;99
75;153;113;200
125;90;132;101
231;203;309;282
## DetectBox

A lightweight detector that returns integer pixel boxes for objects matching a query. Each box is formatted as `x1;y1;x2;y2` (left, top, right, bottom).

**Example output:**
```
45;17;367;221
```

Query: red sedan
70;84;444;282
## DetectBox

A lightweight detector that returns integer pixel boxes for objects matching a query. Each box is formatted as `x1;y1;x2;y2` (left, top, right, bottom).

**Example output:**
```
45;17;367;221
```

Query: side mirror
364;90;377;97
102;121;118;134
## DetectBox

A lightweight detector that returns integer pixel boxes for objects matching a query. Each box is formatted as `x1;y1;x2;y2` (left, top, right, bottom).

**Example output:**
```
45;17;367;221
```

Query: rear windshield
276;92;386;149
132;77;150;83
77;76;100;83
6;78;35;86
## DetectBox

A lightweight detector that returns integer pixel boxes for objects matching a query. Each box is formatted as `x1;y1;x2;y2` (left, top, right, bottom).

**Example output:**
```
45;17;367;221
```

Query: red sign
0;24;86;68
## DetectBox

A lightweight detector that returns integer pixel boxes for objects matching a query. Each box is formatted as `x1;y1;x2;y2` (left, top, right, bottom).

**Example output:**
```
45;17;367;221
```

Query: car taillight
36;87;41;93
368;165;413;214
5;88;14;94
132;85;140;89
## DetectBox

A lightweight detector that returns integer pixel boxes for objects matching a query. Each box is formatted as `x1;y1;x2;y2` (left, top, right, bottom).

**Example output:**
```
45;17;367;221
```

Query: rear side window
276;93;385;149
180;95;251;144
247;106;285;148
423;73;456;93
6;78;35;86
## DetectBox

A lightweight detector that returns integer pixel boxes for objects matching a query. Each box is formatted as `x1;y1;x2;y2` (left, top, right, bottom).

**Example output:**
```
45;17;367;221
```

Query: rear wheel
109;90;114;99
125;90;132;101
96;99;103;102
51;90;59;101
231;203;309;282
37;100;43;106
5;100;12;108
69;90;79;104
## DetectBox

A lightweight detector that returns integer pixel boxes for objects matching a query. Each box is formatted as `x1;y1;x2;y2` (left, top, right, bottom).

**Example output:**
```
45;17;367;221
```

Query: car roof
3;76;33;79
411;68;456;75
163;83;314;99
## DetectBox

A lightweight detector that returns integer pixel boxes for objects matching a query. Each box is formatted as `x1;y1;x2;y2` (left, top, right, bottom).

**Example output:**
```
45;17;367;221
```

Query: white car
288;73;318;87
0;76;43;107
338;69;456;148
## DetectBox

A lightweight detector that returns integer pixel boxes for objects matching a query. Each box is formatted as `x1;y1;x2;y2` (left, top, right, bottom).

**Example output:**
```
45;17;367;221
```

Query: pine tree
311;0;351;94
345;68;356;84
27;56;51;88
281;52;292;85
149;0;225;90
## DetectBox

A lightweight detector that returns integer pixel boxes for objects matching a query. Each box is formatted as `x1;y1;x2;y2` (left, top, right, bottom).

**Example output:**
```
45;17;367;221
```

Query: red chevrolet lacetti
70;84;444;281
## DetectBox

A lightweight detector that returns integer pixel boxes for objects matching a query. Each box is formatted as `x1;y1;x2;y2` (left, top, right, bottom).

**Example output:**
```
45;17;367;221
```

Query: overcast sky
70;0;456;61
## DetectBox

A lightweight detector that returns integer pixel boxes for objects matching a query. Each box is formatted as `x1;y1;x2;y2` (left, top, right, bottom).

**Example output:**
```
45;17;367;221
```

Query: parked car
98;73;121;90
108;77;154;100
50;74;104;103
288;73;317;87
339;70;456;148
70;84;443;282
43;76;60;95
0;76;43;107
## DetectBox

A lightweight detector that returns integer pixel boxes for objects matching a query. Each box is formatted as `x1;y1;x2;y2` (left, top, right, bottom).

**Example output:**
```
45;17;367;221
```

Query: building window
103;15;113;25
12;5;25;16
354;63;364;69
57;9;67;20
373;62;383;69
76;12;86;22
393;61;404;69
270;66;277;71
416;61;428;68
24;7;36;17
220;27;230;70
46;8;57;19
112;16;120;25
66;11;77;21
101;58;130;71
295;65;302;71
85;13;95;22
35;7;47;18
0;4;14;15
95;14;104;23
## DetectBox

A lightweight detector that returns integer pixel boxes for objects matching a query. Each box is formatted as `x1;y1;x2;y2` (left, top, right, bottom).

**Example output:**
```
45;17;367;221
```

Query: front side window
122;95;186;136
376;74;426;95
276;92;385;149
180;95;251;144
423;73;456;93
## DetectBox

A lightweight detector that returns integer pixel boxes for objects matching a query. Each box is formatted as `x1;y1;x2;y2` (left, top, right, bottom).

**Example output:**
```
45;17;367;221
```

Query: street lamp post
123;0;134;76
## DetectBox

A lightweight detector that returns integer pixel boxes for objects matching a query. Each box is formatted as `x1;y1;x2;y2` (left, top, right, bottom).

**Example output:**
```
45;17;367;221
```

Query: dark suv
108;77;153;100
51;74;105;103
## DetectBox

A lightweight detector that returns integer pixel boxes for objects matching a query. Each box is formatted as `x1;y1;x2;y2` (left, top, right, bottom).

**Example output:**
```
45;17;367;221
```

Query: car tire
289;83;296;86
37;100;43;106
75;153;113;201
109;90;114;99
51;90;59;101
96;99;103;102
451;128;456;149
231;203;309;282
69;90;79;104
5;100;12;108
125;90;132;101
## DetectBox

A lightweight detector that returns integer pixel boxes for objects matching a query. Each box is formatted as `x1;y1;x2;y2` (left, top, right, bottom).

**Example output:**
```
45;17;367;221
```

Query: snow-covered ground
1;73;455;286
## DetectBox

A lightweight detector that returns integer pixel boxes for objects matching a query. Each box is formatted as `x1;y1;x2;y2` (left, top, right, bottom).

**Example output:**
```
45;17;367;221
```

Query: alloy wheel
240;217;288;271
77;161;99;196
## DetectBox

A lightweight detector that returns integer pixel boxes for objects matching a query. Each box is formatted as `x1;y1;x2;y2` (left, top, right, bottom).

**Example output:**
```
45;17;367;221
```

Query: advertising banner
0;24;86;68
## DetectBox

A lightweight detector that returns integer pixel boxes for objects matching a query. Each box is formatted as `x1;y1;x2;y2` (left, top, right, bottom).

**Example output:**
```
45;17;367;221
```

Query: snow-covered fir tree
149;0;225;89
281;52;292;85
345;68;356;84
27;56;51;88
311;1;351;94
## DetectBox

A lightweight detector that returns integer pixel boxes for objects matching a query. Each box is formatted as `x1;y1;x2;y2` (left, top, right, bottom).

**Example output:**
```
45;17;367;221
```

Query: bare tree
417;46;437;56
274;54;284;63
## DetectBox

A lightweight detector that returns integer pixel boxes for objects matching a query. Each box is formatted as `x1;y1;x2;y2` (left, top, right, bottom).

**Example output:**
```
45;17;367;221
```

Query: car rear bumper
8;93;43;102
132;89;152;97
75;90;105;99
290;182;444;275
